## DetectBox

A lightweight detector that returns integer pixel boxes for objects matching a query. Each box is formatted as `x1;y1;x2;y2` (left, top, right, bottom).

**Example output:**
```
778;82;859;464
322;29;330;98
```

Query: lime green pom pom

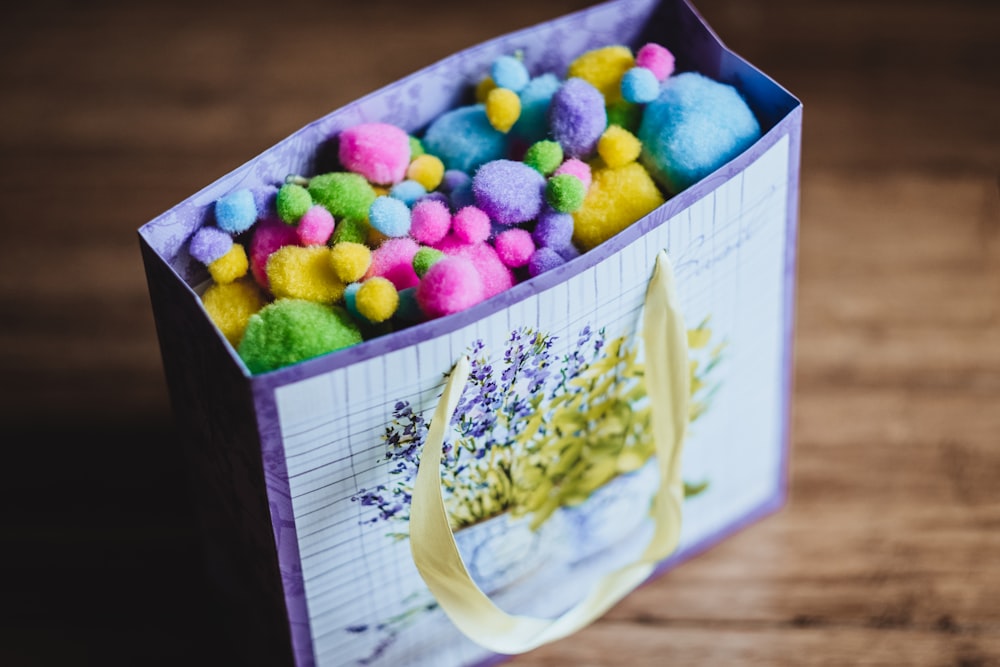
308;172;376;221
409;135;425;159
238;299;362;374
412;246;445;277
545;173;587;213
523;140;564;175
276;183;313;224
332;217;371;245
606;100;642;133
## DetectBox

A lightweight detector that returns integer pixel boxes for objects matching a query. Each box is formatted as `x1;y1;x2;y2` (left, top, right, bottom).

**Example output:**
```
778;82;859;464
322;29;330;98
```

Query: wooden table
2;1;997;665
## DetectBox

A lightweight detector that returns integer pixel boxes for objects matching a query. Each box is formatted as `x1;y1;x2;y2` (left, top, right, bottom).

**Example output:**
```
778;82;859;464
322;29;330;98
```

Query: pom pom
545;173;586;213
356;277;399;323
337;122;411;185
620;66;660;104
549;77;607;158
329;241;372;283
597;125;642;168
296;204;335;246
532;208;574;249
572;162;665;251
238;299;362;374
421;104;508;174
409;135;425;159
527;246;566;277
406;153;445;191
451;206;491;244
449;177;477;210
189;226;232;265
331;216;371;245
214;188;258;234
412;246;445;277
439;169;471;194
409;198;452;245
523;140;563;175
436;237;513;298
475;76;496;103
638;72;762;194
388;179;427;207
251;184;279;220
201;278;266;347
472;159;546;225
510;73;561;144
485;87;522;134
276;182;313;225
369;195;412;238
365;236;420;290
249;217;299;290
266;245;346;304
493;228;535;268
566;45;635;103
342;282;361;318
553;158;592;191
490;55;530;93
606;99;642;133
307;172;376;221
395;286;423;323
208;243;249;285
416;256;486;318
635;42;675;81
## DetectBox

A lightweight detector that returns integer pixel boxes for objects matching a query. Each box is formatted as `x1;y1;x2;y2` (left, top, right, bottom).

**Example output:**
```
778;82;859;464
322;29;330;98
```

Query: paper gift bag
137;0;802;665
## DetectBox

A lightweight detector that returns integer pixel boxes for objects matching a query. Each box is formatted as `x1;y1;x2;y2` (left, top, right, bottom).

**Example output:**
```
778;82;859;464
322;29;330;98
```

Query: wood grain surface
2;1;998;665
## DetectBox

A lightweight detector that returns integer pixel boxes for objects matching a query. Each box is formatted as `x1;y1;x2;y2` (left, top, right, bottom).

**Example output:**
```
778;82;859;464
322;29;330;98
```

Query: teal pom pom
491;55;530;93
421;105;509;174
214;188;258;234
511;73;561;144
276;183;313;225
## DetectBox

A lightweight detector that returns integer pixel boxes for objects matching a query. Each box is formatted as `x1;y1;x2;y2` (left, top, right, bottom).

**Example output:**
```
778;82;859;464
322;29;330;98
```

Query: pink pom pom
554;158;592;191
338;122;411;185
296;204;335;246
437;236;514;298
365;236;420;290
409;198;452;246
416;256;486;318
493;228;535;268
249;216;299;290
635;43;675;82
451;206;491;245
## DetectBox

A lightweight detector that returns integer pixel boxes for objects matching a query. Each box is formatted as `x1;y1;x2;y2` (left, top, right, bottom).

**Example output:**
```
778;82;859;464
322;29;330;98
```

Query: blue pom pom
388;180;427;207
491;55;530;93
638;72;762;194
214;189;258;234
621;67;660;104
343;282;362;318
369;196;412;237
422;104;509;174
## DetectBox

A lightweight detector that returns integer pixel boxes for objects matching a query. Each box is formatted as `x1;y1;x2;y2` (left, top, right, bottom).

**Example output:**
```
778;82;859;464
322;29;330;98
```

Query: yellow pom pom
367;225;390;248
597;125;642;168
329;241;372;283
406;154;445;191
208;243;249;285
202;278;266;347
485;87;521;133
572;161;665;251
266;245;345;304
475;75;497;103
567;45;635;103
372;185;390;197
356;277;399;323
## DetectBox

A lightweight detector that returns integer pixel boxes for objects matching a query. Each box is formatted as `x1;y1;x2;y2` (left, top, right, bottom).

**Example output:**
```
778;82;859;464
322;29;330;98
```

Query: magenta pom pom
635;43;675;81
553;157;592;191
548;77;607;158
365;236;420;290
472;159;546;225
338;122;411;186
189;226;233;265
416;256;486;319
494;228;535;268
437;236;513;298
451;206;491;244
296;204;335;246
249;216;299;290
409;198;452;245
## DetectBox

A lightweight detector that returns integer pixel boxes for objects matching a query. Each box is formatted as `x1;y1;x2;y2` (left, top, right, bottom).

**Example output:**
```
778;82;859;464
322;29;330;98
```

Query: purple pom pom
532;208;574;248
528;246;566;277
472;159;546;225
189;226;233;265
548;77;607;158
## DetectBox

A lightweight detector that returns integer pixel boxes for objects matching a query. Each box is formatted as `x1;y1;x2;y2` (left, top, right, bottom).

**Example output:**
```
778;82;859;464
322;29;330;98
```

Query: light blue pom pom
214;188;258;234
369;196;412;237
638;72;762;194
491;55;530;92
621;67;660;104
421;105;509;174
388;180;427;207
343;282;362;318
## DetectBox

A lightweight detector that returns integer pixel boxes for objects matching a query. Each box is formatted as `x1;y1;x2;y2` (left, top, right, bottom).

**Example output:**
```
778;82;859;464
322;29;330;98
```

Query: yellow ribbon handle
410;250;690;655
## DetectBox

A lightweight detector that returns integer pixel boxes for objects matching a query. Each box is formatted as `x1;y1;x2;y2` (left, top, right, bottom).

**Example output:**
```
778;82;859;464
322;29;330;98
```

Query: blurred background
1;0;997;665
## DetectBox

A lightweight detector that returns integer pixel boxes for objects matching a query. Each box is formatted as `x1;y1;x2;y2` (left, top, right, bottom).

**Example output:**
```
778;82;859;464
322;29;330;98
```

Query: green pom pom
412;246;445;277
308;172;376;221
545;173;586;213
523;140;564;175
238;299;362;374
606;100;642;133
409;135;425;159
332;217;371;245
276;183;313;225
